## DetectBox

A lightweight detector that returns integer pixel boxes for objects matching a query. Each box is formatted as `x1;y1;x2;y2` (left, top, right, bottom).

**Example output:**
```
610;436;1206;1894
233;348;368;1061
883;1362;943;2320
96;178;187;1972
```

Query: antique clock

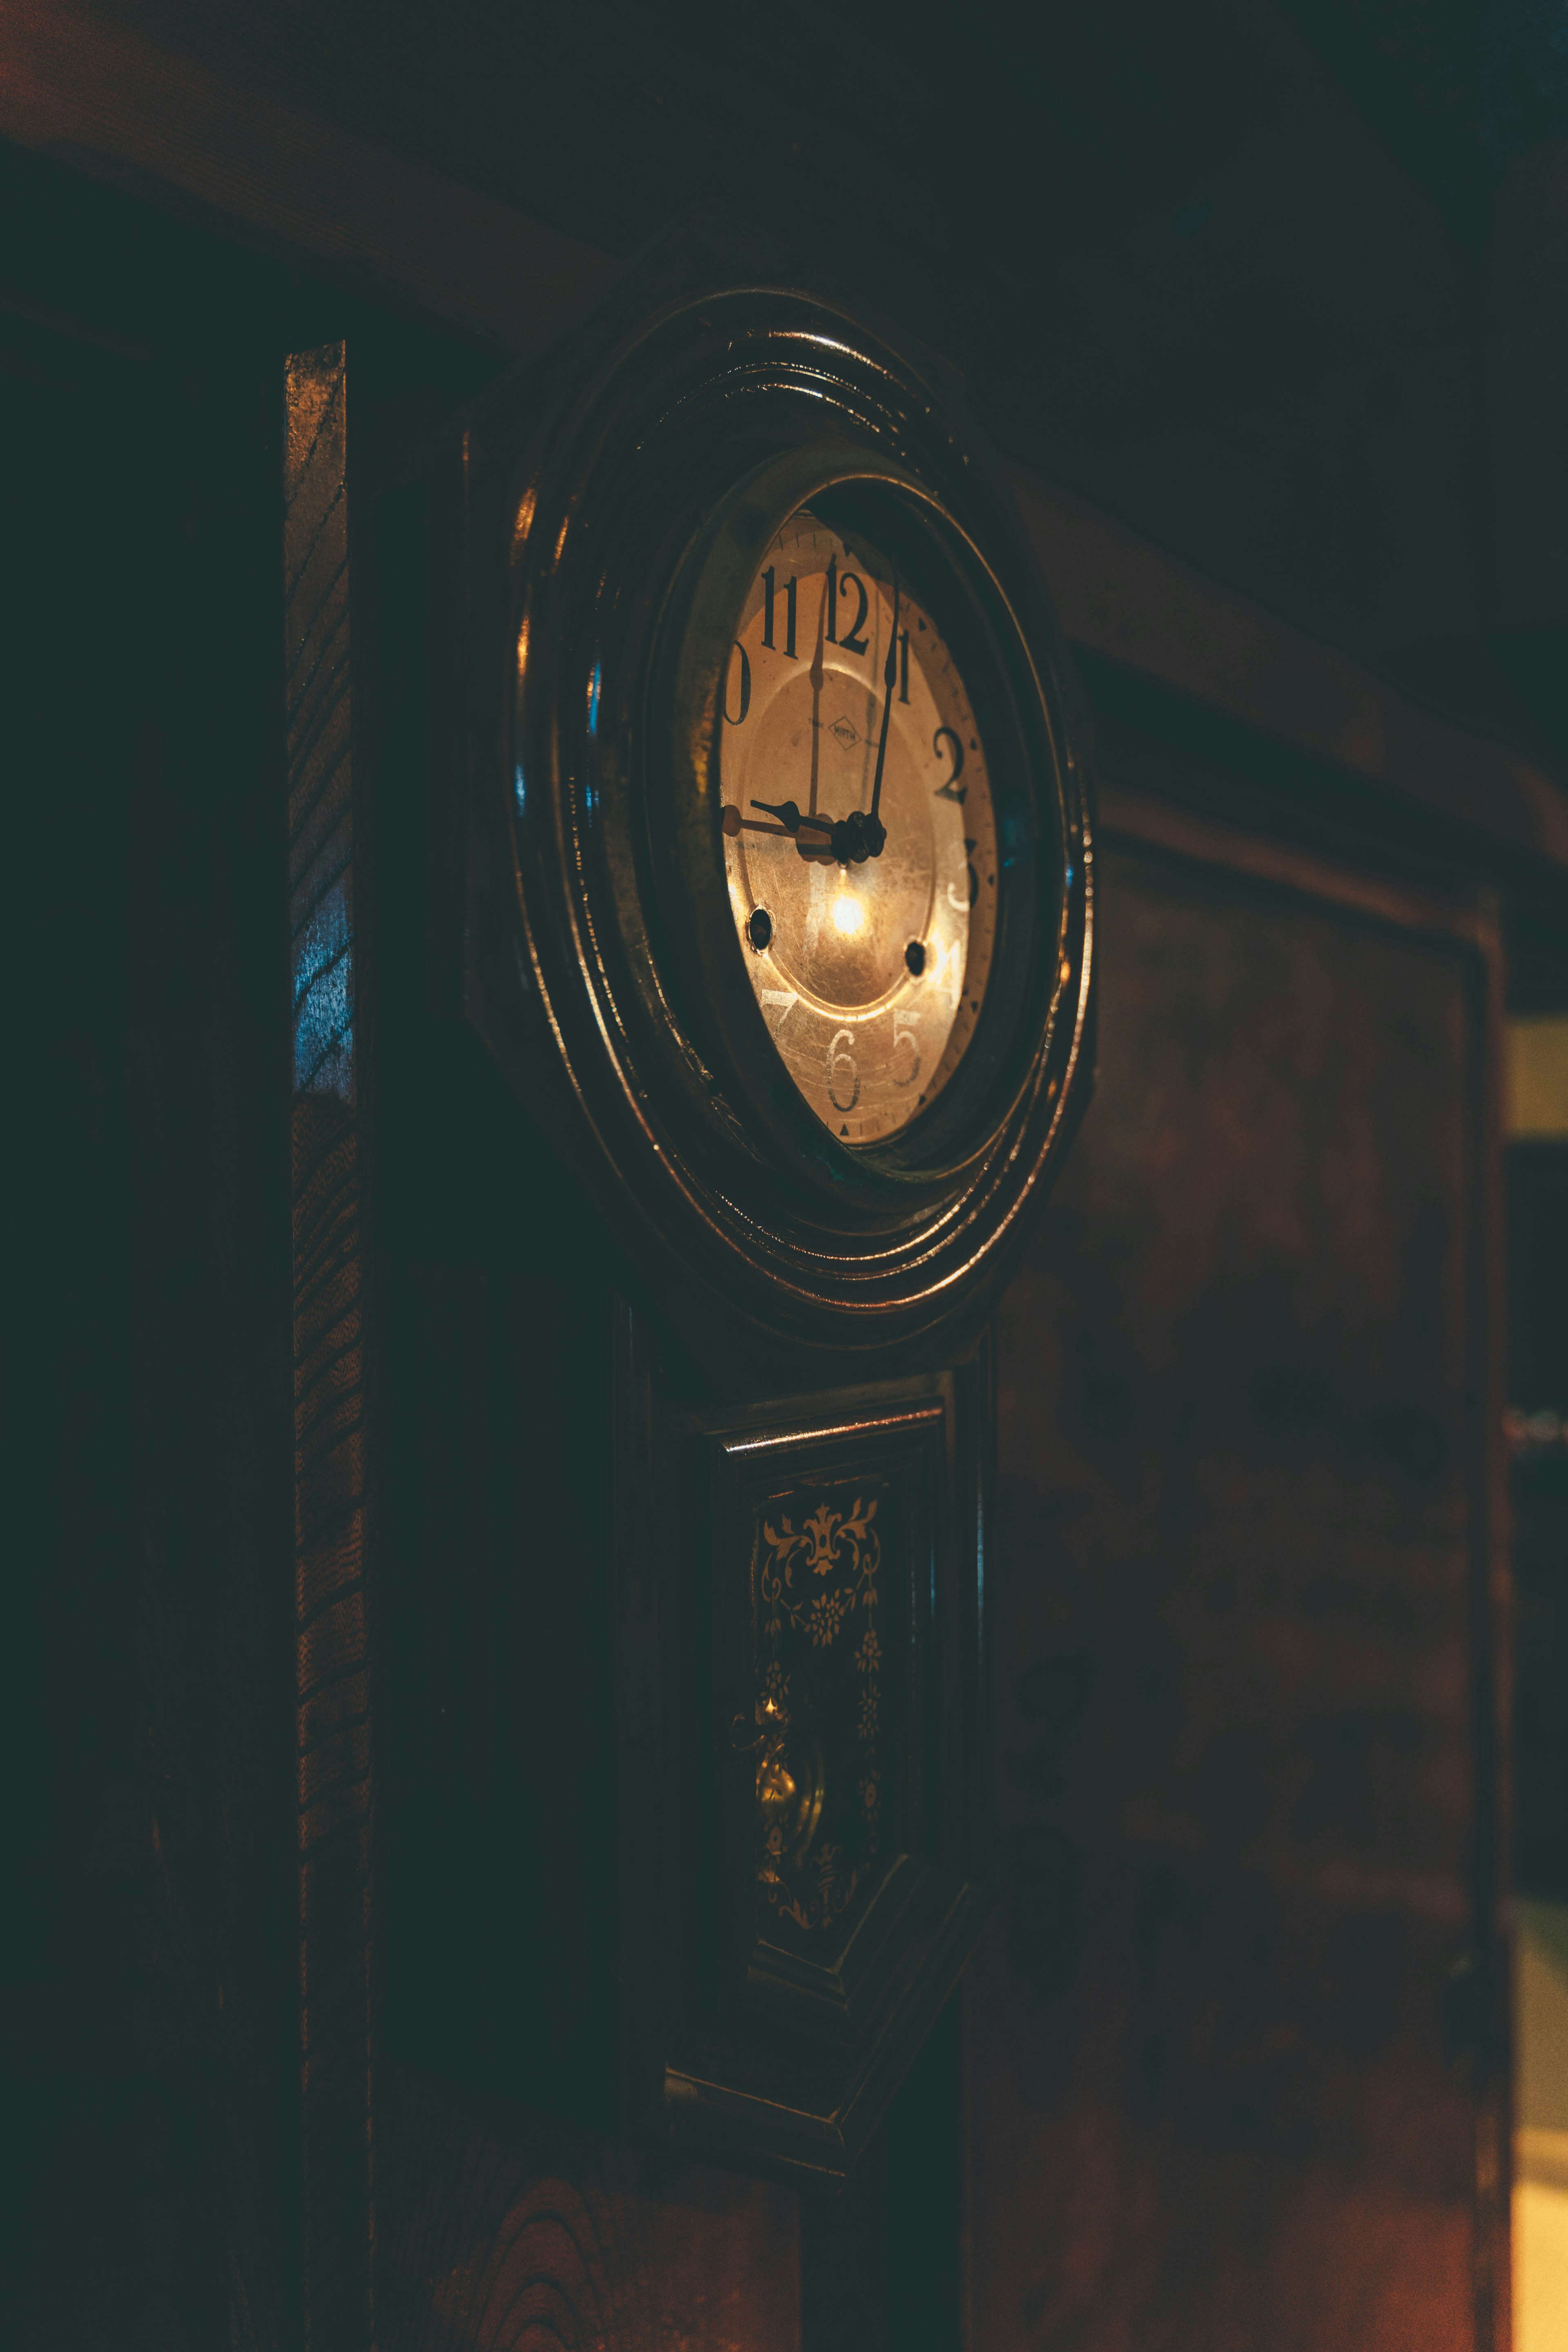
436;256;1094;2182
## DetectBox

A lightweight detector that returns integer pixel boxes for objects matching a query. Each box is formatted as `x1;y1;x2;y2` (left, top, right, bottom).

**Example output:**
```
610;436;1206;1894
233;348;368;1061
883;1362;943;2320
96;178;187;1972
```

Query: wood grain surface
1015;472;1568;875
970;838;1504;2351
378;2062;800;2352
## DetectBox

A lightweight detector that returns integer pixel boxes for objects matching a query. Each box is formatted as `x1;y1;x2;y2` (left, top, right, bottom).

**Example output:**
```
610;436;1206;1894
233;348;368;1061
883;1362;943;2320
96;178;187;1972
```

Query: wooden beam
1098;779;1487;942
0;0;615;347
1017;469;1568;873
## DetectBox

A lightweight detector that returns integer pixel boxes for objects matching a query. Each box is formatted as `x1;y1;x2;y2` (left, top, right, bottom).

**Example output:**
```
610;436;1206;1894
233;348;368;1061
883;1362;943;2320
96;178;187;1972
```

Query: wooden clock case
372;242;1096;2184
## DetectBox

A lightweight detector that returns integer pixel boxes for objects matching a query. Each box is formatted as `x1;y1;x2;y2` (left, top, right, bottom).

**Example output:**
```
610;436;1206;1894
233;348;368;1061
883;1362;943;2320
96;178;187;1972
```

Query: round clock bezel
483;277;1094;1345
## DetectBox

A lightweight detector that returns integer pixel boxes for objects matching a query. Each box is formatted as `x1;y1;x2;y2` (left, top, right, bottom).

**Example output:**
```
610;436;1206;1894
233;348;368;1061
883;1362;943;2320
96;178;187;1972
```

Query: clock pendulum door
608;1299;993;2189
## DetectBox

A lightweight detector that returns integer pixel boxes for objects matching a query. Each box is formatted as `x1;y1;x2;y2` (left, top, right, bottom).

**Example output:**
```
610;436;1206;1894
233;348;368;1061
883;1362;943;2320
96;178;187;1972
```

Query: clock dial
718;510;999;1145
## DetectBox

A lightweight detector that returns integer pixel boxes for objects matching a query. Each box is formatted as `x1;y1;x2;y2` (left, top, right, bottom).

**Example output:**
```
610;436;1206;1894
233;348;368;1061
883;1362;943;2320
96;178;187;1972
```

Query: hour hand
751;797;833;836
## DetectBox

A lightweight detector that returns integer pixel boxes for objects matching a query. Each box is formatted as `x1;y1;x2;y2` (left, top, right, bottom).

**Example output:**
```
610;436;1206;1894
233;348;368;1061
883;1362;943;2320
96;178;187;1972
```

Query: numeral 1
826;555;837;645
899;630;909;704
760;567;797;658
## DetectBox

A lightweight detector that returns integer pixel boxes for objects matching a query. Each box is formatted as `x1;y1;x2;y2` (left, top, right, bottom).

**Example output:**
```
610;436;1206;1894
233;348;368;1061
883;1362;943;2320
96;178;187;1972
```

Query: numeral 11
761;567;797;659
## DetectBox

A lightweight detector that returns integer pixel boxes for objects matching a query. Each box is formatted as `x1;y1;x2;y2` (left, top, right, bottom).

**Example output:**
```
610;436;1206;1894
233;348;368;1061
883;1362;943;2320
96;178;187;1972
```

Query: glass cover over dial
719;509;999;1145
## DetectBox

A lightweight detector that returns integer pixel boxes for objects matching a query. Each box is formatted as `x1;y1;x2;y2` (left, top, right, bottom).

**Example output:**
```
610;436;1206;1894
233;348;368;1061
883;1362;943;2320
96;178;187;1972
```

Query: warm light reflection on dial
718;509;999;1145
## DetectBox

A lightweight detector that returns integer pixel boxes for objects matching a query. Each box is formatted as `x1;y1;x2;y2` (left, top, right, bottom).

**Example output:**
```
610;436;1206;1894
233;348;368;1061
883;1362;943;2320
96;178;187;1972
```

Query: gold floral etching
750;1485;887;1939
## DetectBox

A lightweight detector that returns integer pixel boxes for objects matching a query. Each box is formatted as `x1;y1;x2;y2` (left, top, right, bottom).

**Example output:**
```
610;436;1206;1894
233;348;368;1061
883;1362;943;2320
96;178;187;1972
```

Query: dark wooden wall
376;2068;800;2352
2;313;299;2346
971;832;1505;2350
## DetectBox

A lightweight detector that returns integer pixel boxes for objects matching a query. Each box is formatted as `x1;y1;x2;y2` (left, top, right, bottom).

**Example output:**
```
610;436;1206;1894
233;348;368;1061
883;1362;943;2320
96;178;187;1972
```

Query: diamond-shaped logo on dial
830;717;859;749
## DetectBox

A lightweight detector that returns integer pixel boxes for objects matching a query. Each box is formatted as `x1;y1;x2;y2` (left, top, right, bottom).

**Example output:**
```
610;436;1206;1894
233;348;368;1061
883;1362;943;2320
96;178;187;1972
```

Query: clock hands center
750;798;880;867
751;796;833;836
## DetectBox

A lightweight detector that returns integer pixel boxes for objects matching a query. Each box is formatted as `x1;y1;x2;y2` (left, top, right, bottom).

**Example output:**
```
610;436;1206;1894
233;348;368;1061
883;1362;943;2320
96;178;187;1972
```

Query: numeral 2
933;726;966;802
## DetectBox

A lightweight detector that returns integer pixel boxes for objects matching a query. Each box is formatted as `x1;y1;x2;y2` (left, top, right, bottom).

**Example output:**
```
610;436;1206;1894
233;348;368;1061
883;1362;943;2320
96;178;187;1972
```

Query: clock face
718;510;999;1145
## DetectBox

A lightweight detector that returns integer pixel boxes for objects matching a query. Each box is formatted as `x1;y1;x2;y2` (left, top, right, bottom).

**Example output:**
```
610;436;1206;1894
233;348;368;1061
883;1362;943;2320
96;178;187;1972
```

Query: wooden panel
970;840;1503;2350
378;2062;799;2352
1014;473;1568;873
0;323;300;2343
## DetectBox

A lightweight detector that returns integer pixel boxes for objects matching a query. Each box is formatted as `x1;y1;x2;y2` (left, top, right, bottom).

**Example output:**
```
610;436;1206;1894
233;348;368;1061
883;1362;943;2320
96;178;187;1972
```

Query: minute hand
861;574;899;859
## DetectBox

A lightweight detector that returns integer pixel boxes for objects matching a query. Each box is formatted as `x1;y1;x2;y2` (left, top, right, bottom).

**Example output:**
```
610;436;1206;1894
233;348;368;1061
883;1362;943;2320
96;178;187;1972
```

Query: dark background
5;5;1568;2345
51;0;1568;774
